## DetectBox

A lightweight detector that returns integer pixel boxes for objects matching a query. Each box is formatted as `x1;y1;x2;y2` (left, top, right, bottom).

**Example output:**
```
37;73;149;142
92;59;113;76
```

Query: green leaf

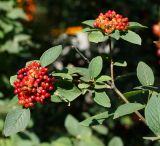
40;45;62;67
51;95;62;103
7;8;26;19
10;75;17;86
92;125;108;135
88;31;104;43
0;1;13;11
113;103;145;119
56;81;81;102
94;91;111;107
3;107;30;136
94;84;108;89
89;56;103;78
137;61;154;86
67;67;90;77
114;61;127;67
80;111;109;126
8;96;18;107
40;143;50;146
52;73;73;80
96;75;111;83
143;136;160;141
145;93;160;135
128;22;147;29
123;90;143;98
0;31;4;39
82;27;98;33
78;83;90;89
82;20;95;27
82;27;91;32
108;137;124;146
76;135;105;146
109;30;120;40
120;30;141;45
65;115;91;137
0;20;13;33
52;137;73;146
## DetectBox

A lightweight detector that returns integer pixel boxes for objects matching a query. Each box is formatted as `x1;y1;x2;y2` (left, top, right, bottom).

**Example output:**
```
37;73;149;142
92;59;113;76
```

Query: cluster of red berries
14;61;55;108
93;10;129;34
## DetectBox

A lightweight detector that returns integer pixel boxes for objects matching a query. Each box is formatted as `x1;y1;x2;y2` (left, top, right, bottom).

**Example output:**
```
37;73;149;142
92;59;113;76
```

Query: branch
108;37;147;125
71;46;90;64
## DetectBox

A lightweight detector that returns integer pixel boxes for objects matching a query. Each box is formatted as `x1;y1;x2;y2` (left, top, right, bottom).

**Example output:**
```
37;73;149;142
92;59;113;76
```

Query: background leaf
10;75;17;86
108;137;124;146
52;137;73;146
80;111;109;126
3;107;30;136
64;115;91;138
40;45;62;67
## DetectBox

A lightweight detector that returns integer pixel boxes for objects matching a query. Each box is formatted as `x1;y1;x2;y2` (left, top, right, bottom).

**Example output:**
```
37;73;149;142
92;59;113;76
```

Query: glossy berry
152;22;160;37
93;10;129;34
14;61;55;108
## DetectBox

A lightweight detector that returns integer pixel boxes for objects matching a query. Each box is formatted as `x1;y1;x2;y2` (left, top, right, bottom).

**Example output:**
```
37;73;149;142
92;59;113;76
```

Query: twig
71;46;90;64
108;37;147;124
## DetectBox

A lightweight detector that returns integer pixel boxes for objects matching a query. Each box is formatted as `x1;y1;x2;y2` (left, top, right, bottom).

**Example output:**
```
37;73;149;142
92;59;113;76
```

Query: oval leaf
51;95;62;103
3;107;30;136
109;30;120;40
64;115;91;137
113;103;145;119
82;20;95;27
78;83;90;89
120;30;141;45
96;75;111;83
10;75;17;86
145;93;160;135
94;91;111;107
108;137;124;146
52;137;72;146
137;61;154;86
128;22;147;29
56;81;81;102
40;45;62;67
52;73;73;80
89;56;103;78
80;111;109;126
88;31;104;43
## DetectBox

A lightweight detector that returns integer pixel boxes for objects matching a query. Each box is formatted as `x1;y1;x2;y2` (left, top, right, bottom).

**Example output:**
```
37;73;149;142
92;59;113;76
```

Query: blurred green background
0;0;160;145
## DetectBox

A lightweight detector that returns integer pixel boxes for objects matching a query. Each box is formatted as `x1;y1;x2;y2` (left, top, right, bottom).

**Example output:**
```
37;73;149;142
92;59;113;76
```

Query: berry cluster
14;61;55;108
94;10;129;34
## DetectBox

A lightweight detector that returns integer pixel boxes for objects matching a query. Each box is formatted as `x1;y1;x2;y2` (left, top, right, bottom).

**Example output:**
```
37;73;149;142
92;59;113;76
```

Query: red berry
94;10;129;33
49;86;53;91
13;61;55;108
